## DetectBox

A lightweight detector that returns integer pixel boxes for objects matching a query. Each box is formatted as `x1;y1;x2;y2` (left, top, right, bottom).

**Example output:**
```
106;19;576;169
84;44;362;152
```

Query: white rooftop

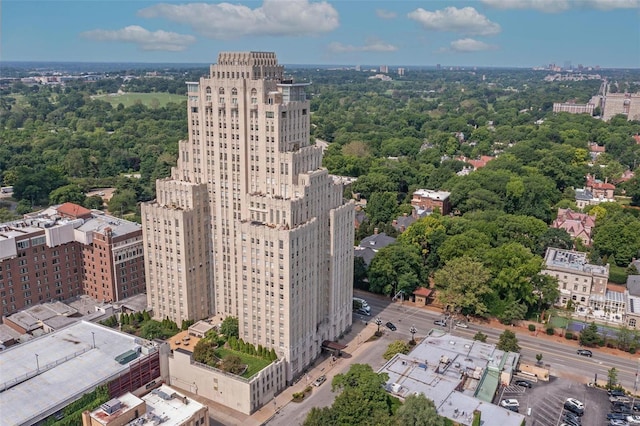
379;332;524;426
0;321;155;425
142;385;208;425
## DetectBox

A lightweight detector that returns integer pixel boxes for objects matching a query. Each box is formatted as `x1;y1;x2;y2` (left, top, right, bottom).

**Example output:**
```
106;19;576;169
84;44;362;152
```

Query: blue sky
2;0;639;68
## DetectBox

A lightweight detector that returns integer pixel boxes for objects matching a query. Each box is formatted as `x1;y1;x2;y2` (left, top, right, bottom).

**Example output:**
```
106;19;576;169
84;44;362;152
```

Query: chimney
374;228;379;235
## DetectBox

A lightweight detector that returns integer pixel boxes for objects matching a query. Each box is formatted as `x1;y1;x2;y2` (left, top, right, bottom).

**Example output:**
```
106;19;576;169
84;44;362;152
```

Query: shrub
528;324;536;332
565;332;573;340
546;327;555;336
630;347;636;354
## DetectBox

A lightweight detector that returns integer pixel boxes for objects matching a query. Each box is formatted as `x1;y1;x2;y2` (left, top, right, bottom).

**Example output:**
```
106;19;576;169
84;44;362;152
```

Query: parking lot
496;376;611;426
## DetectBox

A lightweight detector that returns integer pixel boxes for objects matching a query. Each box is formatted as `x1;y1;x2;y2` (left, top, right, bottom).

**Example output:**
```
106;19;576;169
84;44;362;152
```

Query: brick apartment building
410;189;451;215
0;203;145;317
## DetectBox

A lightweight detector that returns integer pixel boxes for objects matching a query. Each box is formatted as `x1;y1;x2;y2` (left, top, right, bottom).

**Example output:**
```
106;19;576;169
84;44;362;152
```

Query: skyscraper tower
142;52;354;380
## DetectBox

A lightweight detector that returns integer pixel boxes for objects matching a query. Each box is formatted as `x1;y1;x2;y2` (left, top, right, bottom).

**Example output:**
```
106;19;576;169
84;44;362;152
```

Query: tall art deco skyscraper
142;52;354;379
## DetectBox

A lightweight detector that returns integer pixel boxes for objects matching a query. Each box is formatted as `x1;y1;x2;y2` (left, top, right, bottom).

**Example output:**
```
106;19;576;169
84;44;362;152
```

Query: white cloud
328;38;398;53
376;9;397;19
449;38;498;52
481;0;638;12
480;0;570;12
138;0;339;39
81;25;195;51
408;7;501;36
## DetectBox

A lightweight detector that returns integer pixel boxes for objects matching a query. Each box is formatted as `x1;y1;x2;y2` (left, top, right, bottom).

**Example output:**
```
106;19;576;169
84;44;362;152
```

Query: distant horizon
2;1;639;69
2;60;637;72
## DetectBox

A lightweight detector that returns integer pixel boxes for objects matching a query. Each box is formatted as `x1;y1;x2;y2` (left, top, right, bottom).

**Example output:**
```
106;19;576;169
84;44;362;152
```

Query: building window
630;319;637;328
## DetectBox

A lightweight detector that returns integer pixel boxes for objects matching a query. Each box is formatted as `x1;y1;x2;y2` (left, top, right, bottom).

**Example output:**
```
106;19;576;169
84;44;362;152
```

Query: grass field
92;92;185;108
215;347;272;379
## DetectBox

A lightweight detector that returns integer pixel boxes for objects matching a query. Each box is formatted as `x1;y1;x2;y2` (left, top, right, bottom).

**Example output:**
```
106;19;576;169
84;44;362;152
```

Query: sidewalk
248;322;376;426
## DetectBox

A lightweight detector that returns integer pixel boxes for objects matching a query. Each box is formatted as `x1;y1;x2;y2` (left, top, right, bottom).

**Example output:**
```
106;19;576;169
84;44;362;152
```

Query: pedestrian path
248;323;376;425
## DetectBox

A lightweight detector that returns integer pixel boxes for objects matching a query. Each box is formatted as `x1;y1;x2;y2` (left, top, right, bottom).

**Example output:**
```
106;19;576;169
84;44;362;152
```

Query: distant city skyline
2;0;639;69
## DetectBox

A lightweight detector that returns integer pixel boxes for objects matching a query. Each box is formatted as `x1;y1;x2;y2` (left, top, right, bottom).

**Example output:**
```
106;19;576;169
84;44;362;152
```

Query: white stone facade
142;52;354;382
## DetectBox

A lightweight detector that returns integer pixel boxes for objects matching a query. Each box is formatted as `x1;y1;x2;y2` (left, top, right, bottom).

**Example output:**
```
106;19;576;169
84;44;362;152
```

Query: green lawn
549;313;570;329
92;92;185;108
215;347;272;378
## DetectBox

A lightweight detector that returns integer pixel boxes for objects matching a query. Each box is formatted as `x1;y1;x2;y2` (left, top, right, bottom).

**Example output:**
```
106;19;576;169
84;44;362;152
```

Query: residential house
354;231;396;266
551;208;596;246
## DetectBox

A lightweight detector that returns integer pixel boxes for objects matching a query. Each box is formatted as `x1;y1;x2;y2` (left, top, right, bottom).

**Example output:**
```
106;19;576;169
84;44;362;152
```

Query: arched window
206;87;211;94
219;87;225;95
231;88;238;96
251;88;257;96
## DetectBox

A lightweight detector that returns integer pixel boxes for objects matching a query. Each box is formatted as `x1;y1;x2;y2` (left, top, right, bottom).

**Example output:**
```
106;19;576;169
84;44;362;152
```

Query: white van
353;297;371;313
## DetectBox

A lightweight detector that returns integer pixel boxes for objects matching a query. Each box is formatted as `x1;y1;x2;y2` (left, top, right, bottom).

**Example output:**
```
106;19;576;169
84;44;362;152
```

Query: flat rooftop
0;321;156;425
379;332;524;426
545;247;608;275
142;385;207;425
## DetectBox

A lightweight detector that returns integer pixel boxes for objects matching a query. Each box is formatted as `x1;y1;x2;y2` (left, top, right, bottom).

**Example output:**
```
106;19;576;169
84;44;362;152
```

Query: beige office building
142;51;355;381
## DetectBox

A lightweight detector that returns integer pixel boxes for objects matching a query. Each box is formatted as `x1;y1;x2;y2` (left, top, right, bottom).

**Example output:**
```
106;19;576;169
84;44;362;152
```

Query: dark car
503;405;519;413
385;322;397;331
634;402;640;411
607;412;628;420
514;379;533;388
609;389;626;397
563;411;582;425
434;319;447;327
576;349;593;357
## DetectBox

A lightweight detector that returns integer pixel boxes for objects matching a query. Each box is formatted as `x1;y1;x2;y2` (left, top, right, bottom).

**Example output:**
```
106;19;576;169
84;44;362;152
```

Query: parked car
500;399;520;408
385;322;397;331
434;319;447;327
564;398;585;416
312;375;326;387
563;411;582;425
576;349;592;357
562;418;580;426
609;420;628;426
608;412;629;420
609;389;626;397
628;415;640;425
455;321;469;328
514;379;533;388
356;308;370;316
503;405;519;413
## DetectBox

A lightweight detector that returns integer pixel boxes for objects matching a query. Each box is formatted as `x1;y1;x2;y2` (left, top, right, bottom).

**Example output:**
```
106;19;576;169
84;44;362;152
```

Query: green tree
473;331;487;342
367;191;399;224
139;321;166;340
530;274;561;312
607;367;618;390
220;355;245;375
108;188;137;216
84;195;104;210
220;317;239;338
616;326;634;351
49;184;87;205
434;256;492;317
498;301;527;325
394;393;445;426
535;353;543;364
496;330;520;352
383;340;410;361
368;243;424;296
353;256;368;290
579;322;601;347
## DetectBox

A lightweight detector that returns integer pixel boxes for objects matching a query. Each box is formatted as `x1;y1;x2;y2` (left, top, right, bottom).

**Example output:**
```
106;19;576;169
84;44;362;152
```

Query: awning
321;340;348;351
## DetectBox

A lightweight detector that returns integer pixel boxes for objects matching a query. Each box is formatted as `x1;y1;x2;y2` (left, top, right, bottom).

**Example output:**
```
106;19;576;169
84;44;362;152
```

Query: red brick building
411;189;452;215
0;203;145;317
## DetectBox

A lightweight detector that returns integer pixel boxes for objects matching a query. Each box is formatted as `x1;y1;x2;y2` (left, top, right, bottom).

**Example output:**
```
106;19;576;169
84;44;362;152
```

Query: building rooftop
412;189;451;201
141;385;207;425
627;275;640;297
544;248;609;276
379;332;523;426
0;321;157;425
358;232;396;250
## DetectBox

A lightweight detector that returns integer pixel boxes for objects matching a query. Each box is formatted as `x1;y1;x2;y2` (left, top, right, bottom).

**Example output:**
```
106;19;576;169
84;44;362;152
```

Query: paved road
357;290;640;392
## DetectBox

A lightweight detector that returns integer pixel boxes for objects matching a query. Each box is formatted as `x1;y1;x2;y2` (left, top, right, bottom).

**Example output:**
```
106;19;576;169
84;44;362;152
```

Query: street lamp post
409;325;417;345
375;317;382;335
